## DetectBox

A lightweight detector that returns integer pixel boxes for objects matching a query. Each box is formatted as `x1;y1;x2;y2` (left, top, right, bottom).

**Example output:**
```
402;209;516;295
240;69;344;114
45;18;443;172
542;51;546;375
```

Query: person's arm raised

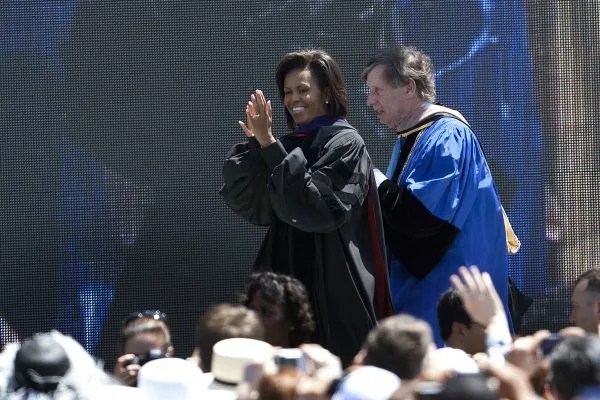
450;265;512;363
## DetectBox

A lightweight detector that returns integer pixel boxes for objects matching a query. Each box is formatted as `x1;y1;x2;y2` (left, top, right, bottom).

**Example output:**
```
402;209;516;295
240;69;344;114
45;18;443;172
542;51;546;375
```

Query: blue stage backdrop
1;0;599;367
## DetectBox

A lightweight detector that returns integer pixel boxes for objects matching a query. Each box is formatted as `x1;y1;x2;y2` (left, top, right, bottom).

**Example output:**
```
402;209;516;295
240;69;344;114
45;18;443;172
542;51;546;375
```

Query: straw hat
211;337;275;385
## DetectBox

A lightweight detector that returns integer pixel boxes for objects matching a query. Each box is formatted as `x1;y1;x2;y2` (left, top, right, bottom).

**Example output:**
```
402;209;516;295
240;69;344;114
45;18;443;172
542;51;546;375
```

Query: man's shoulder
432;116;471;132
425;104;469;125
420;115;477;152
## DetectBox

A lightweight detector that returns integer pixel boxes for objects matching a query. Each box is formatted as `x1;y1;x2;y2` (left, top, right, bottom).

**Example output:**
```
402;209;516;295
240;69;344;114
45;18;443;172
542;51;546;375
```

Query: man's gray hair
363;46;437;103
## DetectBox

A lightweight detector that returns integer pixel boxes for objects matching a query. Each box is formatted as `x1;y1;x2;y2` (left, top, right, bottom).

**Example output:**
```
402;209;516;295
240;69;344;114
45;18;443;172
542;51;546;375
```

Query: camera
274;348;306;372
541;334;565;356
130;348;166;366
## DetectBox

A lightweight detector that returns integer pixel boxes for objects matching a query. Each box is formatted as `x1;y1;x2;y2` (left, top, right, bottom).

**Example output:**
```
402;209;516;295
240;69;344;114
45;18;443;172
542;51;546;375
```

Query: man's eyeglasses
122;309;167;327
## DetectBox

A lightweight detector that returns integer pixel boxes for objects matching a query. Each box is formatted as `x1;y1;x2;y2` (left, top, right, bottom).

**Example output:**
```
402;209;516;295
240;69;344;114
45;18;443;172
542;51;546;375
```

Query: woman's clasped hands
239;89;276;148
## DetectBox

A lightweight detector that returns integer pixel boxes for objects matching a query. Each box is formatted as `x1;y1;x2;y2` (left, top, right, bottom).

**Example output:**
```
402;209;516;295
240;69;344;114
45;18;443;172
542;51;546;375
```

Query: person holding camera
113;310;174;386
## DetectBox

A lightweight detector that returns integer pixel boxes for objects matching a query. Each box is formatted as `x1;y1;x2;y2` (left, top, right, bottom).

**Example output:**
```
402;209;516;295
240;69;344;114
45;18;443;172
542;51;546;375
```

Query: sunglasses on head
122;309;167;327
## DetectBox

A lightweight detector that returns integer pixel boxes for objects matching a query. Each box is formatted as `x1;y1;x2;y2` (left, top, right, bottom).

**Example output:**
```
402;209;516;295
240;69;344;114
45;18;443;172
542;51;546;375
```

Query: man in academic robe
363;46;512;345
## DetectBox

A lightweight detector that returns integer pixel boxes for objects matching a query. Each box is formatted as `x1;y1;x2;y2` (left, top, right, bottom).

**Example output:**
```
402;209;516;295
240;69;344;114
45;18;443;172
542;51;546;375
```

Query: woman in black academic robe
220;50;391;365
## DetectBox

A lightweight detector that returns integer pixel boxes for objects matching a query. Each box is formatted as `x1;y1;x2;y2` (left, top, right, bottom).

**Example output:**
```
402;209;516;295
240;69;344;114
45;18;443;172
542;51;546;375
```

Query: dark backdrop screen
1;0;599;366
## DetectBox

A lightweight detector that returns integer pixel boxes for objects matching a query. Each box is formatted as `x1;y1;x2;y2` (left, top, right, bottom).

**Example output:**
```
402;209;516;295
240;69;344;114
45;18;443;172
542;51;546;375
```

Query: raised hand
450;265;504;327
451;265;512;363
238;89;275;148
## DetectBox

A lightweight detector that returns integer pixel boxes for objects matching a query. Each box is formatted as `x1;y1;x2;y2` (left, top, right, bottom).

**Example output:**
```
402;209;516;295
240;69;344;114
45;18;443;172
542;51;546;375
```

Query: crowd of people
0;45;595;399
2;266;600;399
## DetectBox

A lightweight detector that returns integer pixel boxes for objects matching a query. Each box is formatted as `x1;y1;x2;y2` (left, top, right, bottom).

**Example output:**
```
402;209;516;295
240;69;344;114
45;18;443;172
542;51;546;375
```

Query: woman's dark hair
275;49;348;129
241;272;316;347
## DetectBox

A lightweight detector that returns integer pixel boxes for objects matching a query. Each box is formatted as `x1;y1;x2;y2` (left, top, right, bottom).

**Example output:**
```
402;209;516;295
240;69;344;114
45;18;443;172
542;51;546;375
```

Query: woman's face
283;68;328;126
247;290;291;348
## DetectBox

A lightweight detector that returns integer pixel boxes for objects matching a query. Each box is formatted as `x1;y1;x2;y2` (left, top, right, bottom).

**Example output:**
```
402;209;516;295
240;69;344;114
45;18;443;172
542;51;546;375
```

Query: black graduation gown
220;121;391;365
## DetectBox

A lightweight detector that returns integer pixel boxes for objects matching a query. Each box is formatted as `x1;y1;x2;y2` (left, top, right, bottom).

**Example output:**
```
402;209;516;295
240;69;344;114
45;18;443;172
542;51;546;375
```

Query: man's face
570;279;600;334
365;64;413;130
447;321;487;355
462;321;487;355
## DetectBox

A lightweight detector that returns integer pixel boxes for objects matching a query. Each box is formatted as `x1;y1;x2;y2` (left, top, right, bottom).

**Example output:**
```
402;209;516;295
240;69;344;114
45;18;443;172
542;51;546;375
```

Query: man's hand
450;265;505;327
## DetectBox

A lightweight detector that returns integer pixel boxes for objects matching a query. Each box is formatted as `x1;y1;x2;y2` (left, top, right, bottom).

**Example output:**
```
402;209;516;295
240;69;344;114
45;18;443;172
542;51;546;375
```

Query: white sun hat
210;337;275;385
138;358;209;400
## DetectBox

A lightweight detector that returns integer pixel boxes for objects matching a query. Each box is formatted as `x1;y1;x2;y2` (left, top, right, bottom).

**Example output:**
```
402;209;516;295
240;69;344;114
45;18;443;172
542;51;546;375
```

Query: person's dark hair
362;314;432;379
196;304;264;372
119;317;171;354
437;288;473;342
550;335;600;400
14;334;71;393
575;268;600;295
275;49;348;129
257;367;302;400
439;373;499;400
241;272;315;347
362;46;436;102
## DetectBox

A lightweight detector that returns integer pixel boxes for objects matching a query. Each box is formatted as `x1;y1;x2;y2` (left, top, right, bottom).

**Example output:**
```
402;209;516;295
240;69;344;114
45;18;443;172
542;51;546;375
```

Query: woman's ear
323;88;331;105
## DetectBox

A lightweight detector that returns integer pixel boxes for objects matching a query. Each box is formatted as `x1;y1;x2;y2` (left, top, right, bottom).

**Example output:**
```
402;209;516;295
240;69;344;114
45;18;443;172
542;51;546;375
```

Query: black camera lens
131;348;166;367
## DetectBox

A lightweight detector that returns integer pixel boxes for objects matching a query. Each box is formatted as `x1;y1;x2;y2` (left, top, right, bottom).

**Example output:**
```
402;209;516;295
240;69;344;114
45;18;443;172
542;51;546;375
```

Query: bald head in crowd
571;268;600;334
